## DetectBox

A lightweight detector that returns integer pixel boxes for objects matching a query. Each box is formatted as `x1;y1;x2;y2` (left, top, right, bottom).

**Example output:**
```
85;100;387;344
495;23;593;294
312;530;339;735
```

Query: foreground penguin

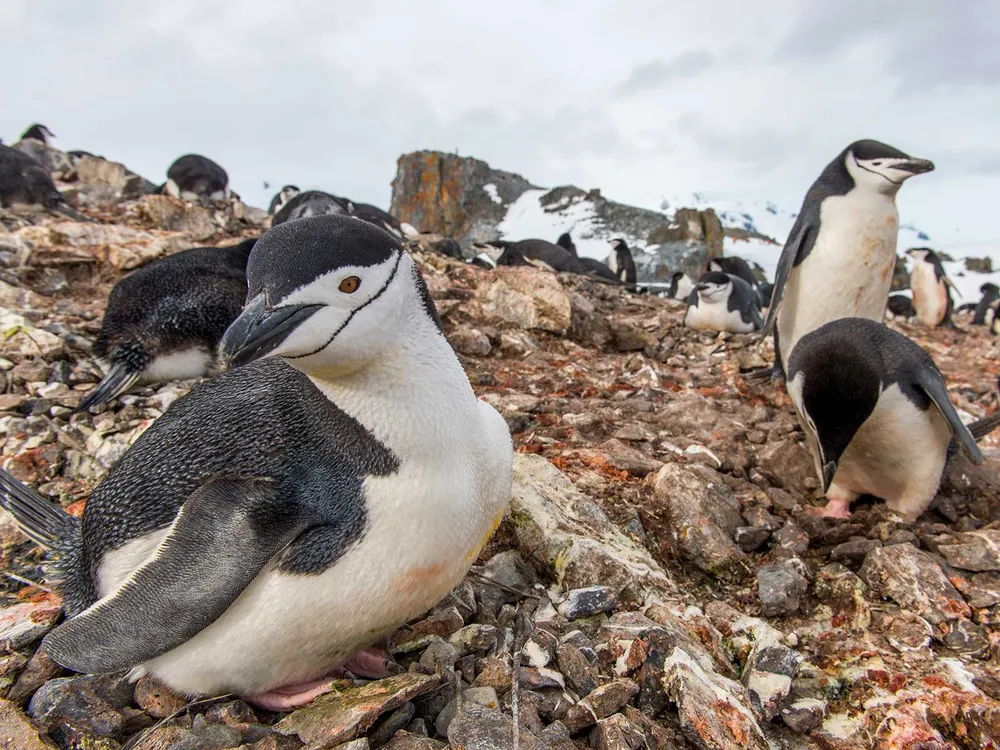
906;247;956;327
685;271;763;333
763;140;934;377
0;144;85;219
608;239;637;285
77;239;258;411
787;317;999;521
556;232;618;282
0;215;513;709
164;154;230;201
271;190;351;226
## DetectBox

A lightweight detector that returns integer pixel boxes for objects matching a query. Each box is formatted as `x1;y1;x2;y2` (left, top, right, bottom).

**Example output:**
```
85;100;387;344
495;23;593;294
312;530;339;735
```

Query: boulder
475;267;572;334
859;543;971;625
73;155;149;204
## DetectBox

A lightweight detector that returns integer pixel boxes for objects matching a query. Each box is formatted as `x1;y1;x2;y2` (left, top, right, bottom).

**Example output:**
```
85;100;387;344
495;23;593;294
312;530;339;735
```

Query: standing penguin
76;239;258;412
906;248;956;327
268;185;301;215
164;154;230;201
0;144;86;220
271;190;351;226
608;239;637;285
556;232;619;282
787;317;997;521
763;140;934;378
684;271;763;333
0;215;513;709
666;270;695;301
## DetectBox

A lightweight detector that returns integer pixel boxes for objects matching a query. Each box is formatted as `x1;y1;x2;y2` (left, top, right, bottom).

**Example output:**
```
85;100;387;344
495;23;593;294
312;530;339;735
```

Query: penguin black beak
220;293;324;369
695;283;710;292
896;158;935;175
821;461;838;493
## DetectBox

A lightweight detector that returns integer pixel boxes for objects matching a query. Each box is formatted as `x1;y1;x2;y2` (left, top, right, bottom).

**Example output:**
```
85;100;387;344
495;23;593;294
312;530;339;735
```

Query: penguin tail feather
969;411;1000;441
0;467;78;549
73;363;141;413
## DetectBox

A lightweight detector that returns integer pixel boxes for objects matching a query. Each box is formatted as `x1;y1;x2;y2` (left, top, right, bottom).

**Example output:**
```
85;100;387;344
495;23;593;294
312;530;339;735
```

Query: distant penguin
762;140;934;378
885;293;916;321
972;283;1000;326
267;185;300;215
684;271;763;333
906;248;956;327
348;202;404;238
19;124;56;145
786;317;999;521
164;154;230;201
556;232;619;282
608;239;637;285
474;239;587;274
271;190;351;226
0;144;86;220
757;281;774;309
77;239;257;412
708;256;757;290
666;271;695;301
0;214;512;710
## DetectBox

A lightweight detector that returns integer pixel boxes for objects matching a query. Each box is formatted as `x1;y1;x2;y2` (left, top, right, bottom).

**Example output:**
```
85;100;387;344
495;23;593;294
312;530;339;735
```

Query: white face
475;242;506;262
697;280;731;303
610;240;623;251
847;152;926;195
906;249;930;263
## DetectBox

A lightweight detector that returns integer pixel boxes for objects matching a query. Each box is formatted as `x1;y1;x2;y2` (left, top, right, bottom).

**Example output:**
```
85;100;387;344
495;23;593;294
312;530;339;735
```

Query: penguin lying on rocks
0;144;87;220
0;214;513;710
76;238;258;412
556;232;618;282
164;154;230;201
885;293;916;322
271;190;352;226
708;256;757;290
268;185;300;215
787;317;1000;521
684;271;763;333
19;124;56;145
906;248;956;328
473;239;588;274
970;283;1000;326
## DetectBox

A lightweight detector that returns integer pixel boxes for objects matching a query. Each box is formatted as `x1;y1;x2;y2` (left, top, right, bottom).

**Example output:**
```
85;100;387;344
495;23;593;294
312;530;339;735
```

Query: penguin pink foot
244;646;395;711
809;493;853;519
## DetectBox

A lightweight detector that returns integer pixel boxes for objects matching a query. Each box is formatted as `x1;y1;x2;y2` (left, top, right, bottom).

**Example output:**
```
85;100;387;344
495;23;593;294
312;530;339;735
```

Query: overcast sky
5;1;999;248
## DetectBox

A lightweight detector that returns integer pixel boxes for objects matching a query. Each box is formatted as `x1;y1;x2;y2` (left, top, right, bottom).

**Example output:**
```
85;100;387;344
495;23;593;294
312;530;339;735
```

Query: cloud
616;50;716;97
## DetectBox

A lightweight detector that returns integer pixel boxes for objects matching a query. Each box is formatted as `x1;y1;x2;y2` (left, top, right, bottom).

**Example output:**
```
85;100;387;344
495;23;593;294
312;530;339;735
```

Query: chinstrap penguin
970;283;999;326
77;238;258;412
347;202;405;238
164;154;230;201
708;256;757;291
0;215;513;710
0;144;86;220
608;239;637;285
473;239;587;275
268;185;301;215
271;190;352;226
906;247;955;328
757;281;774;309
19;124;56;145
684;271;763;333
885;293;916;322
556;232;619;282
762;139;934;379
786;317;999;521
665;271;695;301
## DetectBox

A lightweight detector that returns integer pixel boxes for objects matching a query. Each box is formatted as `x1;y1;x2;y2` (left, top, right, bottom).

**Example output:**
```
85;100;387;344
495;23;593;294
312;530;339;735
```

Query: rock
757;558;809;617
28;675;130;738
555;643;599;697
859;543;971;625
498;330;539;355
0;595;63;649
6;650;63;704
132;722;243;750
0;697;56;749
0;311;66;360
965;257;993;273
419;639;460;674
368;701;416;747
652;463;747;575
446;702;539;749
938;530;1000;571
13;139;73;177
662;647;769;750
448;327;491;357
334;740;370;750
448;624;499;655
74;155;148;203
382;732;446;749
391;608;466;654
0;280;44;310
15;221;186;271
743;625;801;720
589;713;646;750
135;675;188;718
138;195;218;240
557;586;618;619
475;267;572;334
434;686;499;737
594;439;663;478
830;538;880;564
735;526;771;553
781;698;826;733
509;454;673;602
562;679;639;733
568;292;613;349
772;523;809;554
610;321;657;353
276;674;440;748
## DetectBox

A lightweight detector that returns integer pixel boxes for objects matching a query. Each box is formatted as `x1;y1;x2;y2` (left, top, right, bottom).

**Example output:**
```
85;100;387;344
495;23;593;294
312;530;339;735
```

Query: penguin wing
42;477;315;673
762;204;819;332
915;370;983;464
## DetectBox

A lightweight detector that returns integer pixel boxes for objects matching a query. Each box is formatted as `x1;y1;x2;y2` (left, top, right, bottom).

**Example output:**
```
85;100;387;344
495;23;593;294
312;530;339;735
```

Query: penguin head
787;330;882;491
905;247;938;265
220;215;441;377
556;233;577;255
21;124;55;144
693;271;732;303
981;283;999;296
843;140;935;195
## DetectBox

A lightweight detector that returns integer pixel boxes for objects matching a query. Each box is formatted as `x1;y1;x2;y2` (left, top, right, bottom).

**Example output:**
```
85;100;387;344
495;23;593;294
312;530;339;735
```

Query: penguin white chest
685;299;754;333
778;191;898;362
909;263;947;327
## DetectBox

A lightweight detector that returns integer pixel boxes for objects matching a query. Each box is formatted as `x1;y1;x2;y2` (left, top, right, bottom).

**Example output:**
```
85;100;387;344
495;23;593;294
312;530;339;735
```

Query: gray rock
757;558;809;617
562;679;639;733
555;643;599;697
859;543;971;625
735;526;771;552
448;624;499;656
446;702;540;749
0;597;62;650
938;530;1000;572
568;292;613;349
781;698;826;733
589;713;646;750
448;327;491;357
368;701;415;747
383;732;446;749
74;155;148;203
772;523;809;554
28;675;128;738
830;538;880;563
419;639;460;674
434;686;499;737
557;586;618;619
475;267;572;334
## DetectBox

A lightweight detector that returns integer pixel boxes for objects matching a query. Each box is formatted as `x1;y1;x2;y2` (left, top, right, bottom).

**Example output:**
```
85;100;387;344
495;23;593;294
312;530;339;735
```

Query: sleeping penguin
76;238;257;412
906;248;956;327
684;271;763;333
0;144;86;220
787;317;999;521
164;154;231;201
556;232;619;282
885;293;916;322
271;190;351;226
267;185;301;215
0;214;513;710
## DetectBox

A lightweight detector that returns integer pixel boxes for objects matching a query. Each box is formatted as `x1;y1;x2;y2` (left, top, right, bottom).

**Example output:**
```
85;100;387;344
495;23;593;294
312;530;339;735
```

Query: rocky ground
2;179;1000;749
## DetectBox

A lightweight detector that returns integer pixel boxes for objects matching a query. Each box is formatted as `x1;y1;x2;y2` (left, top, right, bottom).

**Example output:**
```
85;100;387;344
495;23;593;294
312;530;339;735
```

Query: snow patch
483;183;502;205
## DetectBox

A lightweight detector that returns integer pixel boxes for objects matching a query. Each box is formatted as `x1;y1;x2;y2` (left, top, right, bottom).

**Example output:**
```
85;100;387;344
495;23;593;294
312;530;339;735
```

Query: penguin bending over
0;144;86;220
0;215;513;709
608;239;637;285
268;185;301;215
885;293;916;322
271;190;351;226
762;140;934;378
164;154;230;201
77;238;258;412
906;248;956;327
19;124;56;145
666;271;695;301
971;283;999;326
787;317;998;521
684;271;763;333
556;232;619;282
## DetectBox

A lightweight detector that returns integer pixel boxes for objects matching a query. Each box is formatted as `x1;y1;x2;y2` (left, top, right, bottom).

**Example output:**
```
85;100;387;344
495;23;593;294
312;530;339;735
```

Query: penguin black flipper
74;362;141;414
913;369;983;463
762;204;818;333
42;477;315;674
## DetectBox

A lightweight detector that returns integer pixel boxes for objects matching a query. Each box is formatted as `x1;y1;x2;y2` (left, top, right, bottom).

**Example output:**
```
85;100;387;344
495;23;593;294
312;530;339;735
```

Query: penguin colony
0;125;998;708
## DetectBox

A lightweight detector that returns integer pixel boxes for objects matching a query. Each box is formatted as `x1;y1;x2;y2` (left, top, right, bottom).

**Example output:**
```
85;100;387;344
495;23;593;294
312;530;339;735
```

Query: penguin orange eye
339;276;360;294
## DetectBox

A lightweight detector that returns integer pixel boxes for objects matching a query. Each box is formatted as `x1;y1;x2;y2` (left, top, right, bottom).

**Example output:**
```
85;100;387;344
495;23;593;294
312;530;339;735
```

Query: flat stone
594;439;663;478
557;586;618;619
830;538;880;563
589;712;646;749
859;543;971;625
562;679;639;733
448;624;499;655
938;530;1000;572
28;675;128;738
475;267;572;334
556;643;599;697
383;732;446;749
434;686;499;737
781;698;826;734
446;703;540;749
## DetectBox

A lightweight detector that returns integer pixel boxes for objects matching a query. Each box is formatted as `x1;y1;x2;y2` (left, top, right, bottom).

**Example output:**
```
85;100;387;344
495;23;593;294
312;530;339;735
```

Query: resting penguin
271;190;351;226
0;144;86;220
19;124;56;144
164;154;230;201
906;248;956;327
971;283;1000;326
666;271;695;301
348;202;405;238
684;271;763;333
786;317;999;521
608;239;638;285
885;293;916;322
0;214;513;709
556;232;619;282
76;238;258;412
268;185;301;215
708;256;757;291
762;139;934;378
474;239;588;274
